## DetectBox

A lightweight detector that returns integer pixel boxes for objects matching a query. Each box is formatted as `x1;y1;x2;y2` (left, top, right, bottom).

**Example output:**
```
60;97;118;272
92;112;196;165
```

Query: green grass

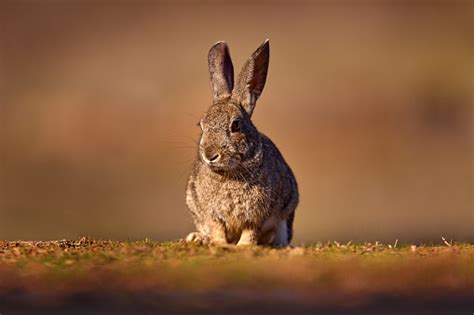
0;238;473;313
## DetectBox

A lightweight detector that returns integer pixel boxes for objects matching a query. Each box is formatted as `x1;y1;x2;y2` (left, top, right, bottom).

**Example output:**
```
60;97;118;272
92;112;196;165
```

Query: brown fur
185;40;299;247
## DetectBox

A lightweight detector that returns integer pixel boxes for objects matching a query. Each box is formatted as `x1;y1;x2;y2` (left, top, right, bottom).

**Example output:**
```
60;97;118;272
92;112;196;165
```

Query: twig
441;236;452;247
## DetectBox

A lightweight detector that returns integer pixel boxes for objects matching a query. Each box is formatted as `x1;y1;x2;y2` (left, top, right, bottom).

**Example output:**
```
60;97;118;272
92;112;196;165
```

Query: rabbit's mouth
202;154;241;172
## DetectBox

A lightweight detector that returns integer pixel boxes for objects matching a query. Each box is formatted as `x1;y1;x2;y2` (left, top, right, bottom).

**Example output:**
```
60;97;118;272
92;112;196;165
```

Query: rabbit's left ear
232;39;270;116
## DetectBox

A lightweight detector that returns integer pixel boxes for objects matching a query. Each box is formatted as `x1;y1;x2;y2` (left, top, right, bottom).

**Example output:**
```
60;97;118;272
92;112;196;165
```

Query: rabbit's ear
232;39;270;116
208;41;234;102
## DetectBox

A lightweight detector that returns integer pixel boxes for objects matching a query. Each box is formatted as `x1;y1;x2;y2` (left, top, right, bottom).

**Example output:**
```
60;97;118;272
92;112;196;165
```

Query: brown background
1;1;472;243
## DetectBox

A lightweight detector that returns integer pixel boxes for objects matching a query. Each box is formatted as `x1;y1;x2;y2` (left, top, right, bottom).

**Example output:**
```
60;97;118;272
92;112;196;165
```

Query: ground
0;238;473;314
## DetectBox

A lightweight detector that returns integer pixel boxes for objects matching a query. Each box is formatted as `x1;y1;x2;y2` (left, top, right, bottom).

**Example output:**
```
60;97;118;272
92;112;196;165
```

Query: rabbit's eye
230;119;241;133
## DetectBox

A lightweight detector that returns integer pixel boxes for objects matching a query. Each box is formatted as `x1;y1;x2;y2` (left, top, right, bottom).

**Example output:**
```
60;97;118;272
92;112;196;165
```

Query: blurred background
0;1;472;243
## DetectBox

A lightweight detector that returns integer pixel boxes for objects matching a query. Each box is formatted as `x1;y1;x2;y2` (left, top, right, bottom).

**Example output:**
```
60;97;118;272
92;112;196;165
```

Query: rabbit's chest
201;179;269;224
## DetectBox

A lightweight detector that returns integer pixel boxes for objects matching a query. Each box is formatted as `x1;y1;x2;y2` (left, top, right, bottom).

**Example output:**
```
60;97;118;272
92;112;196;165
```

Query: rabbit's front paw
237;229;258;246
185;232;210;245
209;225;228;246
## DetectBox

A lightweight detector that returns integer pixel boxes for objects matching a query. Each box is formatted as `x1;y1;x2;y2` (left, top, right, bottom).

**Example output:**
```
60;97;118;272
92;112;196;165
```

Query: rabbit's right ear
208;41;234;102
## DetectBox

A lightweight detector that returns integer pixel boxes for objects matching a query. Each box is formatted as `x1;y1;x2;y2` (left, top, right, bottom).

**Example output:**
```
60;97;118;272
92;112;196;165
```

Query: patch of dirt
0;238;473;314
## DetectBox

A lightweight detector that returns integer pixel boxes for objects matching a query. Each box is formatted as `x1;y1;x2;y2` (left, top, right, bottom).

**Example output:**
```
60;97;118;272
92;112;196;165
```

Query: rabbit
185;39;299;247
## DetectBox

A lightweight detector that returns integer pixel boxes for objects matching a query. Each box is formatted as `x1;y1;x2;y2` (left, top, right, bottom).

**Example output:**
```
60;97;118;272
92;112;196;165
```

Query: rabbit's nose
203;152;221;164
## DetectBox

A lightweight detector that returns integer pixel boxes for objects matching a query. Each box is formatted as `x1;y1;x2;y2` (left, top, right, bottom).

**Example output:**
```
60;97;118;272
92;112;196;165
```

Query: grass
0;238;473;314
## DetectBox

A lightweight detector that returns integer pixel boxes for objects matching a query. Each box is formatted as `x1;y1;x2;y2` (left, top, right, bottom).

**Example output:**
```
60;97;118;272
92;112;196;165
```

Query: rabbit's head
198;40;270;173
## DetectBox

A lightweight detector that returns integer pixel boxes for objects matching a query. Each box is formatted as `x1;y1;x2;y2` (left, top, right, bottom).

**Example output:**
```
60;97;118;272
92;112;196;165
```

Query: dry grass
0;237;473;314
